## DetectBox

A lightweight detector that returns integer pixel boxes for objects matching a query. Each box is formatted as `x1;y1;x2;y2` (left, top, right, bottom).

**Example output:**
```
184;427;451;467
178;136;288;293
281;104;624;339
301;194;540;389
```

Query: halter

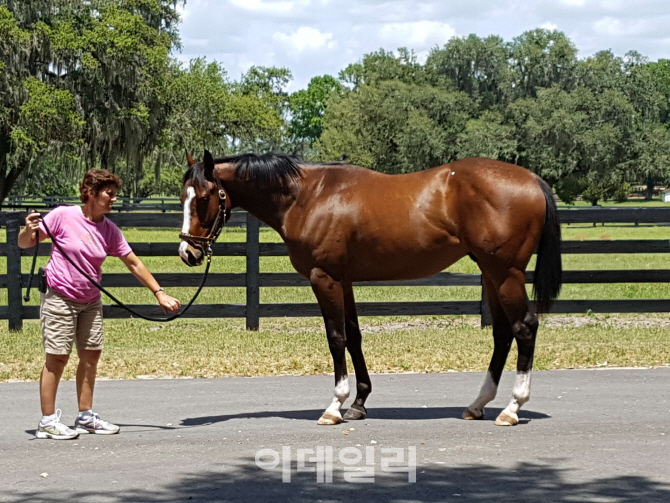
179;183;232;249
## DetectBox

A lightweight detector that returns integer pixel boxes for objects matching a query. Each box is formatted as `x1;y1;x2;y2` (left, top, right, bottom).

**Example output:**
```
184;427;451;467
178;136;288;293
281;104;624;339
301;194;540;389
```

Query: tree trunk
645;177;655;201
0;135;30;205
0;165;25;206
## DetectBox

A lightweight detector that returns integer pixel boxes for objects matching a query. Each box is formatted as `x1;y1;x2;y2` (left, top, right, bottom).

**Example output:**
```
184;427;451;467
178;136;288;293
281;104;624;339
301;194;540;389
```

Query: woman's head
80;169;122;203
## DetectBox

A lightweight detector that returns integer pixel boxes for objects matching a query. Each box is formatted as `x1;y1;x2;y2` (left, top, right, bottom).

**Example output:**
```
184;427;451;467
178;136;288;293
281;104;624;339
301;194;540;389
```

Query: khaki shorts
40;287;104;355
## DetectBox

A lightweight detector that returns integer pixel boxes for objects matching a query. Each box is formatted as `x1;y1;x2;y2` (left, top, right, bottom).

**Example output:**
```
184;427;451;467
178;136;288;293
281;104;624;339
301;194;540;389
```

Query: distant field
2;221;670;381
3;222;670;306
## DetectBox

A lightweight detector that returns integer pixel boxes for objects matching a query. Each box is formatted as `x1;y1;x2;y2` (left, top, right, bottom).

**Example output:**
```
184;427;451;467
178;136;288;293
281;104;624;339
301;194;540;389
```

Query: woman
18;169;181;440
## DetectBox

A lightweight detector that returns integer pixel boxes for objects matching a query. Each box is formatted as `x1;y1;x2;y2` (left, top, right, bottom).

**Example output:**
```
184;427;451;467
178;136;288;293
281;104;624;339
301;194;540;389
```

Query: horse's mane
183;152;303;190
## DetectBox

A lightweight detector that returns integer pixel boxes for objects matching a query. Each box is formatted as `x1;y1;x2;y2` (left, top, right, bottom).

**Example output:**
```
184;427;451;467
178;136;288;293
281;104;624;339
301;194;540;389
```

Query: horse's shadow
181;407;550;427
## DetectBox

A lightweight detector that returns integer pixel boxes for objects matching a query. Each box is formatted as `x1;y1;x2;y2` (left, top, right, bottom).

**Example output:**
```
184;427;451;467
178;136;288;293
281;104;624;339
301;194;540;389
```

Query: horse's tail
533;177;562;314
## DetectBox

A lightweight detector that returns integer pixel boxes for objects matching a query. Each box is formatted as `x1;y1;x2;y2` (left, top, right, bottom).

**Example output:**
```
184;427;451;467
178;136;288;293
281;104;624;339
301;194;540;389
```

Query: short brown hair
80;169;122;203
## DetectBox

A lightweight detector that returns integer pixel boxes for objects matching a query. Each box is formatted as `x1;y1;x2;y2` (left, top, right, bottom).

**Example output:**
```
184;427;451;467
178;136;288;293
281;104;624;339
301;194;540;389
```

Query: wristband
153;287;165;296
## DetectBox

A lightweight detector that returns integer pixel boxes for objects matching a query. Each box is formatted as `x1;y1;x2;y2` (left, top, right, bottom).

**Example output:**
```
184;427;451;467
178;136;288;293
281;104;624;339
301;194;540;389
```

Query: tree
288;75;345;153
506;86;586;185
157;58;289;188
213;65;292;153
508;29;578;100
339;48;429;90
426;34;513;109
646;59;670;123
317;81;475;172
456;111;517;161
0;0;182;201
628;123;670;200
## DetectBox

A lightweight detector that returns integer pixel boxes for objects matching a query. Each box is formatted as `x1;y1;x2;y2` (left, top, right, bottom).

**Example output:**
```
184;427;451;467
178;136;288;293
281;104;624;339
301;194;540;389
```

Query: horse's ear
203;150;215;181
185;150;196;167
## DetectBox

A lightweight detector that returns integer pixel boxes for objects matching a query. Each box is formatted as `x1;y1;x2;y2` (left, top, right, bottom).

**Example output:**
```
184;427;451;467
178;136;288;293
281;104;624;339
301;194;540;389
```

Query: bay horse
179;150;562;427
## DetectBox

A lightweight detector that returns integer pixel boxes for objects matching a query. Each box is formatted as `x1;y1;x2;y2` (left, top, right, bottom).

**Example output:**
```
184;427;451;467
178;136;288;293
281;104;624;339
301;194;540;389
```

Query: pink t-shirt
39;206;132;303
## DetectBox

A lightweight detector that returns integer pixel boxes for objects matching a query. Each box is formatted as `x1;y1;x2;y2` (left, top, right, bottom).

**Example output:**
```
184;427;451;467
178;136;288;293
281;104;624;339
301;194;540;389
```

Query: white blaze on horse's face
179;186;196;261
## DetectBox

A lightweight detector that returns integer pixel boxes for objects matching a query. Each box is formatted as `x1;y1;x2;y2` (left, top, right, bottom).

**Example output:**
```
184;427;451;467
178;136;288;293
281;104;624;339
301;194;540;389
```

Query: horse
178;150;562;427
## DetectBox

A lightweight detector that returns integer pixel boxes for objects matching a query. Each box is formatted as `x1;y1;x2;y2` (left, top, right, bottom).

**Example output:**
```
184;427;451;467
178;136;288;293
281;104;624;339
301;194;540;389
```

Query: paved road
1;368;669;502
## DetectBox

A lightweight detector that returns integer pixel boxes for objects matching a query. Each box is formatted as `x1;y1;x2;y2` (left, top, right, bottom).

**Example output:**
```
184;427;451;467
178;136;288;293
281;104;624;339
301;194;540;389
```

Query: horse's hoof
494;411;519;426
317;412;342;425
462;407;484;420
343;405;367;420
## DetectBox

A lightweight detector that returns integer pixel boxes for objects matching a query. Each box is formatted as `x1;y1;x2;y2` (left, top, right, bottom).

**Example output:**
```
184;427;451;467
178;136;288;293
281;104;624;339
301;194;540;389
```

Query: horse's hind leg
491;268;539;427
310;268;350;425
463;273;514;420
341;285;371;420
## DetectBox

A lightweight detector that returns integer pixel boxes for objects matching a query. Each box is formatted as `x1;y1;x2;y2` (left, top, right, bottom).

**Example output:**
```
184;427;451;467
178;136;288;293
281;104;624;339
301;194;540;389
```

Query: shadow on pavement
23;423;178;437
180;406;550;426
3;460;669;502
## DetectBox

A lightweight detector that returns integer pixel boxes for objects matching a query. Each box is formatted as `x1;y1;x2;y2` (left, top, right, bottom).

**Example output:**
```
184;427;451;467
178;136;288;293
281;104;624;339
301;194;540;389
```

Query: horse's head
179;150;231;267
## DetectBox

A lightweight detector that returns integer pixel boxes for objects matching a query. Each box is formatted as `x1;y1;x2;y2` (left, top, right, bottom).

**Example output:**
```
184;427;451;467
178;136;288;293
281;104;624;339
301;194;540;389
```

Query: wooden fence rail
2;208;670;331
1;195;182;213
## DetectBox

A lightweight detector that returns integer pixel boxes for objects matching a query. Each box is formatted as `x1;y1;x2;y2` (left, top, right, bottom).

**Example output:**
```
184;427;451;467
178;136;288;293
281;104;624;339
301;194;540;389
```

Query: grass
1;315;669;382
4;223;670;305
2;222;670;381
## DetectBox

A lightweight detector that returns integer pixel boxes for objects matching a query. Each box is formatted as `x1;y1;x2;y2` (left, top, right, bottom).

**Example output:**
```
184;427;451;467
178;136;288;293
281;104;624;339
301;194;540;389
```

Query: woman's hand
18;211;43;249
156;291;181;313
25;211;41;232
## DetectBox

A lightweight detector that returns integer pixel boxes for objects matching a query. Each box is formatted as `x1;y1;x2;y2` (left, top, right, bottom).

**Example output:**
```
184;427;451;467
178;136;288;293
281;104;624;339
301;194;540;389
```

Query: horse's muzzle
179;241;205;267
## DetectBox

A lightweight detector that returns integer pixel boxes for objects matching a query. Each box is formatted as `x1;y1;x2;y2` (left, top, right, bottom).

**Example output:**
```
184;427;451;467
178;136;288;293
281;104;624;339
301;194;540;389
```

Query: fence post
480;276;492;328
246;213;260;330
6;212;24;331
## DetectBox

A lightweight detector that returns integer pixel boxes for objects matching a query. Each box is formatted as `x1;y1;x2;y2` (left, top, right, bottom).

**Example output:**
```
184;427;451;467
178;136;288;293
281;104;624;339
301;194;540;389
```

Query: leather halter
179;180;232;250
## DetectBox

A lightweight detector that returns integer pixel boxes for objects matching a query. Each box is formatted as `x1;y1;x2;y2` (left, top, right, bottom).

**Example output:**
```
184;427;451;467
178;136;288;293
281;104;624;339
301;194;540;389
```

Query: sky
176;0;670;90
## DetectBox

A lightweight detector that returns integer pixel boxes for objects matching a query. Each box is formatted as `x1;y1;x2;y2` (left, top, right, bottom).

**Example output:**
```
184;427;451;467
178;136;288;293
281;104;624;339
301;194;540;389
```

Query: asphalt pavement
1;368;669;502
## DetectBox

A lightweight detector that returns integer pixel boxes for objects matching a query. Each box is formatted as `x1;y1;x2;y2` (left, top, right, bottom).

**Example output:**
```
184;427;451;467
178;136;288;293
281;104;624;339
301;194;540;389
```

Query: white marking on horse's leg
496;370;532;426
318;377;350;425
325;376;350;416
179;187;195;261
464;371;498;419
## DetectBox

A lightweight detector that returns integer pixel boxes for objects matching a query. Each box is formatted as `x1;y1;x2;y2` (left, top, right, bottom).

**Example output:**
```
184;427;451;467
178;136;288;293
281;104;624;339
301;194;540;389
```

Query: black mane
183;152;303;190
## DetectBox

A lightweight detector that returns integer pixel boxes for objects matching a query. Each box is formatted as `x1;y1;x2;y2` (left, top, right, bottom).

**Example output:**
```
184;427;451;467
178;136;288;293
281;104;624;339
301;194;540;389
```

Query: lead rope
23;229;40;302
40;219;211;322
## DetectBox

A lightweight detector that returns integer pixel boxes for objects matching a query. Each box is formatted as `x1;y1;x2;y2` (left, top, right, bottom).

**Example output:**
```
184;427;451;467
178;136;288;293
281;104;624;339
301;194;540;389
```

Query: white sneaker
74;412;120;435
36;410;79;440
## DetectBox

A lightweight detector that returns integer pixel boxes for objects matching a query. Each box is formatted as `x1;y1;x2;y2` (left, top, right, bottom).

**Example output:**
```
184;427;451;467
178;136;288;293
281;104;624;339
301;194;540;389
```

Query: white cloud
540;22;558;31
378;21;457;49
175;0;670;90
273;27;336;52
229;0;295;14
592;16;647;36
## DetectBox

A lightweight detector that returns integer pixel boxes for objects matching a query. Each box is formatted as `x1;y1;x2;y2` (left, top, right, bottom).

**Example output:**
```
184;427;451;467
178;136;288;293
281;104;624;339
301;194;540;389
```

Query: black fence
1;196;182;212
2;207;670;331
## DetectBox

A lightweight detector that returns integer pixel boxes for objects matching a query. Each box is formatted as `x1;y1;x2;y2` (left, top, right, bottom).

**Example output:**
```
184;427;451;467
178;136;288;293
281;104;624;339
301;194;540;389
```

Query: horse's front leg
342;283;371;420
310;268;350;425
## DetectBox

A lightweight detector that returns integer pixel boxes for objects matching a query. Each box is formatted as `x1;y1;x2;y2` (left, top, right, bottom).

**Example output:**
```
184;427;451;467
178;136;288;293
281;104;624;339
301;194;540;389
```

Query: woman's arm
18;211;48;249
119;252;181;313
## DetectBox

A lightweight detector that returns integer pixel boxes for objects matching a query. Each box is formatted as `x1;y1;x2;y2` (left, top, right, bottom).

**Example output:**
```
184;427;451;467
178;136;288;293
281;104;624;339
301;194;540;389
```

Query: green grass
2;222;670;381
3;223;670;306
560;196;670;206
1;315;669;382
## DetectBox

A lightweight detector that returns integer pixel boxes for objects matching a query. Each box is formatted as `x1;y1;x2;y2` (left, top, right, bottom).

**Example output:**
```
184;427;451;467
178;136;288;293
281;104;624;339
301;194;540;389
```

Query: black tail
533;178;562;313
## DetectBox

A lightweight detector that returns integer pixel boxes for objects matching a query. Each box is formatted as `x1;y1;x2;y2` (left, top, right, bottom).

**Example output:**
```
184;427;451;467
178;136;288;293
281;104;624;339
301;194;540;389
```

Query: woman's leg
75;298;104;412
40;354;70;416
76;349;102;411
40;288;77;417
